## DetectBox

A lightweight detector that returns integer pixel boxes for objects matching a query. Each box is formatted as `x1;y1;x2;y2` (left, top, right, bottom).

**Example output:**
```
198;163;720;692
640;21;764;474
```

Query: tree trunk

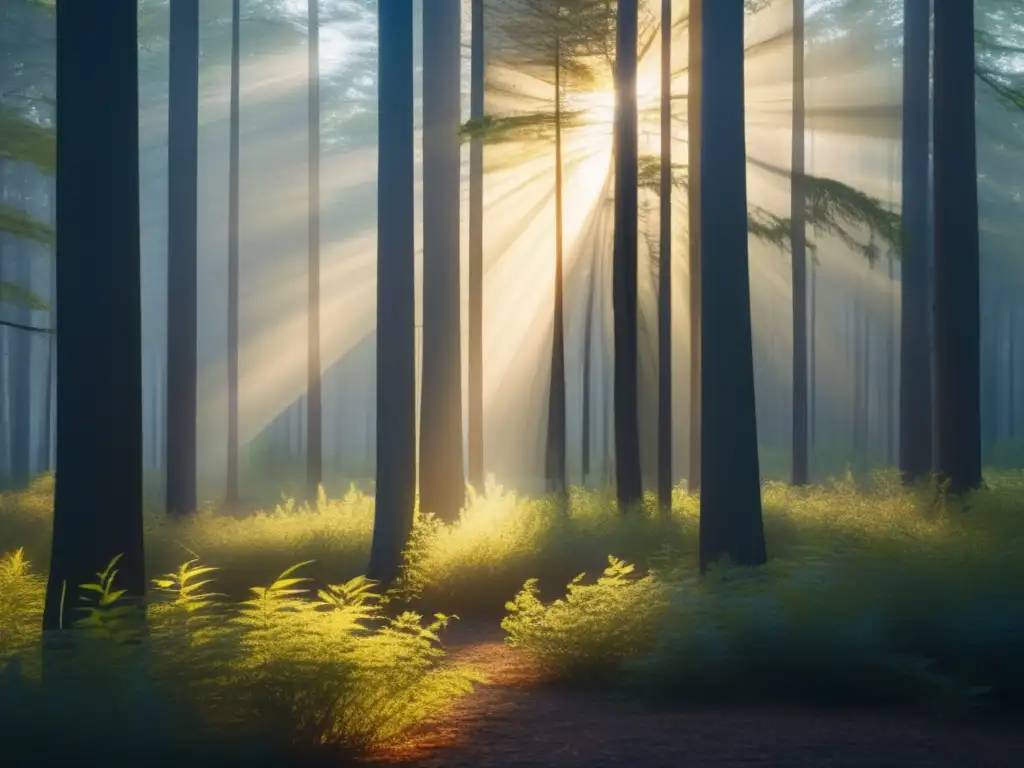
43;0;146;631
545;31;567;496
419;0;465;522
697;0;766;572
687;0;702;493
225;0;241;506
165;0;199;516
368;0;416;586
656;0;673;509
468;0;485;492
306;0;323;500
932;0;981;494
790;0;808;487
899;0;933;484
613;0;642;507
581;258;596;483
10;235;32;486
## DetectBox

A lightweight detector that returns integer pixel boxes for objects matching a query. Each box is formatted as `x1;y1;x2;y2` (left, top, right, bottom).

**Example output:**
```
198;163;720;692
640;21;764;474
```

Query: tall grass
0;552;482;761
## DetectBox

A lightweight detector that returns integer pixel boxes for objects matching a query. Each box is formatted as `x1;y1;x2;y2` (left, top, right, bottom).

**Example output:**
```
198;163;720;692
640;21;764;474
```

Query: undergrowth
502;473;1024;715
0;553;482;761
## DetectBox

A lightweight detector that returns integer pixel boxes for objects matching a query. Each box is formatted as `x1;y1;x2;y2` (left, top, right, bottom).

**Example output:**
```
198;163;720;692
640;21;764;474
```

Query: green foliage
0;202;53;248
0;107;55;174
0;553;482;759
0;278;49;312
0;548;43;666
804;174;901;262
461;111;587;145
500;476;1024;713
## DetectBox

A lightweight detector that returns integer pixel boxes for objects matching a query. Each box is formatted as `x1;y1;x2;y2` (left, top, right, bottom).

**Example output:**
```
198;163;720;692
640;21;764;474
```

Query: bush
0;553;483;759
501;476;1024;714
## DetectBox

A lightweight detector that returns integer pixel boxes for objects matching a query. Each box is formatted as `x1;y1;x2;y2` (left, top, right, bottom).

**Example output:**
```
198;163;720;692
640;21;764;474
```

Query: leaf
0;204;53;248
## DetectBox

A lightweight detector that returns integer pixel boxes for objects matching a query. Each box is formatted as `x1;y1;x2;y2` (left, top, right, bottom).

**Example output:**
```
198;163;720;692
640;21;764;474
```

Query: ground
368;623;1024;768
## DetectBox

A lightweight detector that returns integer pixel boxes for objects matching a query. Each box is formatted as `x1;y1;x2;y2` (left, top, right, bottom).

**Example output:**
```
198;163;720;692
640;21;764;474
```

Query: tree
306;0;323;500
165;0;199;517
468;0;485;492
368;0;416;585
698;0;766;571
225;0;242;508
933;0;982;493
43;0;146;630
656;0;672;509
899;0;932;484
790;0;809;486
419;0;465;522
613;0;643;507
687;0;703;493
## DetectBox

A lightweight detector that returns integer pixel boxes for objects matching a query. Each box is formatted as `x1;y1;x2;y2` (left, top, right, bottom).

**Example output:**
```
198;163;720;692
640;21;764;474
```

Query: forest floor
366;622;1024;768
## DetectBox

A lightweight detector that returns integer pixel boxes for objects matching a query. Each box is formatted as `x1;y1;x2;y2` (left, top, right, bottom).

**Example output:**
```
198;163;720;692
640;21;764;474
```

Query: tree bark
306;0;323;500
225;0;241;506
790;0;808;487
468;0;485;492
43;0;146;631
697;0;766;572
899;0;933;484
419;0;466;522
165;0;199;516
613;0;643;507
687;0;702;492
932;0;982;493
657;0;673;509
368;0;416;585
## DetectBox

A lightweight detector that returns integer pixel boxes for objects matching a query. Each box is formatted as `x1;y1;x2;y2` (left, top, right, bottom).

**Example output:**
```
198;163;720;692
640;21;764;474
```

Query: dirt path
368;623;1024;768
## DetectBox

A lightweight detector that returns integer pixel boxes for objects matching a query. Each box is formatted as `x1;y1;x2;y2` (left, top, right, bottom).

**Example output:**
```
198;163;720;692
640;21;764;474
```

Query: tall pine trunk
697;0;766;571
899;0;933;484
368;0;416;585
932;0;981;493
10;236;32;486
419;0;465;522
656;0;672;509
790;0;808;486
545;30;567;495
225;0;241;506
43;0;145;631
468;0;485;492
613;0;642;507
165;0;199;516
306;0;323;499
687;0;702;492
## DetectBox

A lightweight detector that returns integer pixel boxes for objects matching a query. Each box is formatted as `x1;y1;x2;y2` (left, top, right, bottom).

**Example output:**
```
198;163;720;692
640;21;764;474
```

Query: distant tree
790;0;808;487
899;0;932;484
698;0;766;571
419;0;465;522
43;0;146;631
687;0;703;493
613;0;643;507
165;0;199;517
306;0;323;501
368;0;416;585
933;0;982;493
225;0;242;508
656;0;672;510
468;0;485;492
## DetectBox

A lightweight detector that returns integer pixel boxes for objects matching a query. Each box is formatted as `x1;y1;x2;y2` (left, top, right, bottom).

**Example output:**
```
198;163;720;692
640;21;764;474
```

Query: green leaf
0;203;53;248
0;280;49;311
0;108;55;174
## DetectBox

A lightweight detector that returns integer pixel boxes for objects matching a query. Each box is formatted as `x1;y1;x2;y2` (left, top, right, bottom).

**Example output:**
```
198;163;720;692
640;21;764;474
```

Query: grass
2;467;1024;756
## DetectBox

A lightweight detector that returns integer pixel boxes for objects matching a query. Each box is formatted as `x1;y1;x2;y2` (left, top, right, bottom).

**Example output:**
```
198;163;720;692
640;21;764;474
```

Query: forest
1;0;1023;765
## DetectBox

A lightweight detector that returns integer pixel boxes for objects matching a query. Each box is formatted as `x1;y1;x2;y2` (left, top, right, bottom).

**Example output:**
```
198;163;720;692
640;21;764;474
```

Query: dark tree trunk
687;0;702;492
225;0;241;506
932;0;981;494
165;0;199;516
613;0;642;507
697;0;766;572
809;255;816;454
899;0;933;484
43;0;145;631
306;0;323;500
656;0;672;509
581;249;597;483
368;0;416;586
1009;303;1017;439
980;290;997;448
545;32;567;496
419;0;465;522
468;0;485;492
790;0;808;487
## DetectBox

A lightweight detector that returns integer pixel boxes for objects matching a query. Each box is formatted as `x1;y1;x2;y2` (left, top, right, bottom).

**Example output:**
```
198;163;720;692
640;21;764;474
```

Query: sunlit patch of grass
502;474;1024;714
0;553;483;762
0;548;44;666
